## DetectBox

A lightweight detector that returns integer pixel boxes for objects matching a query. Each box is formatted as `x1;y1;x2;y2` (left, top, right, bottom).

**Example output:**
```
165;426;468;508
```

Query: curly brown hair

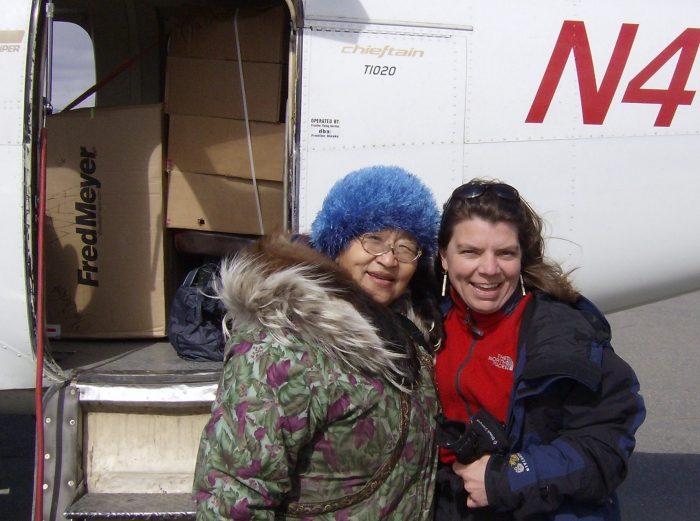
436;179;579;304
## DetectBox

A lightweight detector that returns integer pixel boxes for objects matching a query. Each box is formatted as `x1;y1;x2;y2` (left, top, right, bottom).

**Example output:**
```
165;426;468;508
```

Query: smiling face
336;229;419;306
440;217;522;314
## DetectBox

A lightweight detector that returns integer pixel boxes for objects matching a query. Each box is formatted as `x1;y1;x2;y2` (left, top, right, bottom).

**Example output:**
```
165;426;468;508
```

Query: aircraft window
51;21;95;112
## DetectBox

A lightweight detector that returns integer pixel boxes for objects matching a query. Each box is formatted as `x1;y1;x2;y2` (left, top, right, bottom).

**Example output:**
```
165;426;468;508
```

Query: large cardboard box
167;114;285;182
166;170;283;235
164;57;283;123
45;104;166;339
169;5;288;63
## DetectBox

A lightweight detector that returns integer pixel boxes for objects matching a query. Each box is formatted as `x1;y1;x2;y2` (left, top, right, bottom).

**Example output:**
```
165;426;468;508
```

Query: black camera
435;408;509;464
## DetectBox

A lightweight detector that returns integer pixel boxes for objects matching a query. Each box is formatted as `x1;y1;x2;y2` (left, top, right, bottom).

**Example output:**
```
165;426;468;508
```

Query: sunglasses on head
450;181;520;202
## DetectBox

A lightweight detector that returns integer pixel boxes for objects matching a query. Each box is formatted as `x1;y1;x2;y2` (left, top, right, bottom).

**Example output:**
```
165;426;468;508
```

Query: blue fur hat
310;166;440;262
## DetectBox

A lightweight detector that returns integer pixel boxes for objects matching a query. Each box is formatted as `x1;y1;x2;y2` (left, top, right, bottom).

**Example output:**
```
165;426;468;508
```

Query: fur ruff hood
214;236;433;392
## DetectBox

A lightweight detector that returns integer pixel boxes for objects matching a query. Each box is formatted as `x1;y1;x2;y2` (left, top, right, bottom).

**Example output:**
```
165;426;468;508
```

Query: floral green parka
193;237;440;521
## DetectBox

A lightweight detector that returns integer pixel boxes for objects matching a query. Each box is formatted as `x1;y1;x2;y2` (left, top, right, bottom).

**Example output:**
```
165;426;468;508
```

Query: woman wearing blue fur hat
193;165;445;520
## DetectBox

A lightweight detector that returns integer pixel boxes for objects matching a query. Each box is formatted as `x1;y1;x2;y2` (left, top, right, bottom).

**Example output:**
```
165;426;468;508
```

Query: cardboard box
169;5;288;63
167;114;285;182
165;57;283;123
166;170;283;235
44;104;166;339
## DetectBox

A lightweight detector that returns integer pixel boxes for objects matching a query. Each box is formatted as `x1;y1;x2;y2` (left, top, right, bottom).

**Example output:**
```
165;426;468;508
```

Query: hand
452;454;491;508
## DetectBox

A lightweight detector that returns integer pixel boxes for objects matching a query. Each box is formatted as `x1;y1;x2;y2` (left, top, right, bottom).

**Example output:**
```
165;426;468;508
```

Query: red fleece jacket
436;288;532;465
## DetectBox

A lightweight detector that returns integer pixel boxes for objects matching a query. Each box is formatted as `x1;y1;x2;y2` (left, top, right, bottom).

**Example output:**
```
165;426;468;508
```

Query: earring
520;273;526;296
442;271;448;297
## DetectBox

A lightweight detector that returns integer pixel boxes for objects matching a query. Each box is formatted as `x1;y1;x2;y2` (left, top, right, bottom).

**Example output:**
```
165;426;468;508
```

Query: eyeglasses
450;181;520;203
359;234;423;263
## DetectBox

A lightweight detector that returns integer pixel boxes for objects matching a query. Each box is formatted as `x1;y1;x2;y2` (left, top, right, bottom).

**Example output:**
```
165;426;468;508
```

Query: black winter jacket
482;291;646;521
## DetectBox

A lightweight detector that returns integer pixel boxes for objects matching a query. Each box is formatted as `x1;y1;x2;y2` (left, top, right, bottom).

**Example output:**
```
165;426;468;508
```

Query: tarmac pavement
0;414;34;520
608;289;700;520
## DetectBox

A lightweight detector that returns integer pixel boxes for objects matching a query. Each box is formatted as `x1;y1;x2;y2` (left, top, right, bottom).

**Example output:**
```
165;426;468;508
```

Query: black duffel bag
167;263;227;361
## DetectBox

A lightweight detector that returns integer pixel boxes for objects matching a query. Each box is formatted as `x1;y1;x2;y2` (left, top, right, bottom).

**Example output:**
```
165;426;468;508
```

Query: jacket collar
517;292;605;391
216;235;423;391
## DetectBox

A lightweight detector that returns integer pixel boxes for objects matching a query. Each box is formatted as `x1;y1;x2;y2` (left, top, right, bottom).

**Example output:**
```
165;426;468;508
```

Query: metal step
64;493;195;520
43;341;222;521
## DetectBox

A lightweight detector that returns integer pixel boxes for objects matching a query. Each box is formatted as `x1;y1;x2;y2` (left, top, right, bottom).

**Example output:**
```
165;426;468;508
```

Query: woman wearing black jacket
433;179;646;521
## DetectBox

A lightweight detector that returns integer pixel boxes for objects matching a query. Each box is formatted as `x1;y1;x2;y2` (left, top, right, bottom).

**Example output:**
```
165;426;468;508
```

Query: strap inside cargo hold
61;37;162;113
235;8;265;236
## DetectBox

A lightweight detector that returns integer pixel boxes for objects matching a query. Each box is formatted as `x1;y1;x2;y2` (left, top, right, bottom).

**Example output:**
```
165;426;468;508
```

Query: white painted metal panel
464;136;700;312
303;0;471;29
466;0;700;142
298;2;700;312
298;22;469;232
460;0;700;311
299;146;463;227
0;0;34;390
0;1;28;146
